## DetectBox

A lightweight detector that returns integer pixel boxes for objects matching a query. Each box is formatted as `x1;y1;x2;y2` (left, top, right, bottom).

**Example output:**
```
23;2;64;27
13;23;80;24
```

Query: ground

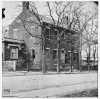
53;88;98;97
2;71;98;98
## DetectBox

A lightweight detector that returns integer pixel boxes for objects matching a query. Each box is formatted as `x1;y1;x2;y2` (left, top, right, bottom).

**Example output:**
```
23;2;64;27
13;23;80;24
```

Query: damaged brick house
2;1;80;71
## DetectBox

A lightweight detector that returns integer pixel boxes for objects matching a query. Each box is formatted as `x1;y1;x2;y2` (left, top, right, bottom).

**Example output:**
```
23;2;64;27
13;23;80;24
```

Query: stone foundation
2;61;16;71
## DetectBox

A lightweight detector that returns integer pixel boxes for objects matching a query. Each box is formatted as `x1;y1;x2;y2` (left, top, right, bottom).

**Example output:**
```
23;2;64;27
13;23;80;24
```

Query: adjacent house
2;1;80;71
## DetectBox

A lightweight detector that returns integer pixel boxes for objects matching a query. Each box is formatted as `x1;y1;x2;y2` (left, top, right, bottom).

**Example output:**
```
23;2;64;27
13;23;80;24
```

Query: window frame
45;27;50;39
46;48;50;60
53;49;57;60
10;47;18;60
32;49;35;60
30;26;37;42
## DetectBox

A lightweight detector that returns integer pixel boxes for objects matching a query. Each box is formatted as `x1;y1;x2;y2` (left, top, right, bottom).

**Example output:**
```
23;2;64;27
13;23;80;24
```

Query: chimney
23;1;29;10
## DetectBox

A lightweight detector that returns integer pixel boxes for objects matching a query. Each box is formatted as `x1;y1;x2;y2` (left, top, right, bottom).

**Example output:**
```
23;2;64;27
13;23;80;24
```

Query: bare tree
44;1;85;72
45;1;98;72
81;12;98;71
13;1;98;73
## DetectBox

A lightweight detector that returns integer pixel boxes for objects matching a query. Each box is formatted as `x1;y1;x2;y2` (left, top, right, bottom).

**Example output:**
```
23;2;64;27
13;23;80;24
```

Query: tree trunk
69;51;71;72
57;41;60;73
70;34;73;73
42;44;46;74
79;50;82;71
88;46;91;71
93;53;95;67
41;27;46;74
70;47;73;73
79;32;82;71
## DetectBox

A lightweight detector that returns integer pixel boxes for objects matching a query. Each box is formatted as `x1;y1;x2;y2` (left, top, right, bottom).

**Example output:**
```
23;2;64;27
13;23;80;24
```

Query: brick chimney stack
23;1;29;11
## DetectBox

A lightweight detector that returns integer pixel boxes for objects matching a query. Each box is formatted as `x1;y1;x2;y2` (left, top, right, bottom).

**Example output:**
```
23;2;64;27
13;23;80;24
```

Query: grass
55;89;98;97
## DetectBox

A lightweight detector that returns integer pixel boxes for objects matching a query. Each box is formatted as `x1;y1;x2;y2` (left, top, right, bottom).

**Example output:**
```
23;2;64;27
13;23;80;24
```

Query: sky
2;1;97;27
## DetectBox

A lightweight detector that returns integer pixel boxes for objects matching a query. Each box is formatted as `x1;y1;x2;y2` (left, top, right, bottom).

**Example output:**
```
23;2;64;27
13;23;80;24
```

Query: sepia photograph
2;0;98;98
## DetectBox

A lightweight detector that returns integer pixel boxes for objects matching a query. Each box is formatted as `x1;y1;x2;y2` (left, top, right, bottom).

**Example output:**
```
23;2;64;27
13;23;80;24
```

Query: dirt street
2;71;98;97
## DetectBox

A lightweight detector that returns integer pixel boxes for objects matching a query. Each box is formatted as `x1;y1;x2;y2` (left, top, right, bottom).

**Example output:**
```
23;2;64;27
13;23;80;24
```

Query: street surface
2;71;97;97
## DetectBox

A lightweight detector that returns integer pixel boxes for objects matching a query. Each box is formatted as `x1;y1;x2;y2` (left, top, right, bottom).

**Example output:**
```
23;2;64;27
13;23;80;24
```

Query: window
61;49;65;63
54;29;57;39
67;35;71;43
10;47;18;59
54;29;57;35
53;49;57;60
13;29;18;39
30;26;36;42
32;49;35;60
73;53;77;62
45;28;50;39
46;48;50;59
61;33;65;39
30;26;36;34
65;51;70;64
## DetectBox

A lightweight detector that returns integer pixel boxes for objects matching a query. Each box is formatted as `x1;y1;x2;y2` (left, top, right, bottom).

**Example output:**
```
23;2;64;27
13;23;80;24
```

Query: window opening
53;49;57;60
46;48;50;59
32;49;35;60
11;47;18;59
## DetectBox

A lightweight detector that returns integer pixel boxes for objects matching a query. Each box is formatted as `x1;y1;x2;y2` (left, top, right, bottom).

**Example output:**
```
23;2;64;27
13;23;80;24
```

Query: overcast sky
2;1;97;27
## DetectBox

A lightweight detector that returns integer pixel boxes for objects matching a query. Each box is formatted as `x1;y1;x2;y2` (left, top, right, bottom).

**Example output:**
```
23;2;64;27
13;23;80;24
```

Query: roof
39;14;57;24
2;37;24;44
10;9;67;29
39;14;67;28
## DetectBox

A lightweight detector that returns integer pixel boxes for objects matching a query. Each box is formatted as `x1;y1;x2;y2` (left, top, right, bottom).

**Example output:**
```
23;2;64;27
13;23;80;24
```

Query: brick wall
8;10;42;69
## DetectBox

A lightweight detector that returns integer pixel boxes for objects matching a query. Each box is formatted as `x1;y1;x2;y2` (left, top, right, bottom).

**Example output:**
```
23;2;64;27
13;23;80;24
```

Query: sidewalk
2;70;97;77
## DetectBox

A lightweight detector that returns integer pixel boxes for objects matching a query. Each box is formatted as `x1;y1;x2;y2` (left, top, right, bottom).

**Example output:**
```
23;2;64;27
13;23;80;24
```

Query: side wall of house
9;10;42;69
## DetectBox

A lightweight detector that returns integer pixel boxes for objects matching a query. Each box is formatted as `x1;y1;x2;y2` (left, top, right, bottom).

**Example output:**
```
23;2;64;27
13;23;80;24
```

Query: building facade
2;1;80;71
